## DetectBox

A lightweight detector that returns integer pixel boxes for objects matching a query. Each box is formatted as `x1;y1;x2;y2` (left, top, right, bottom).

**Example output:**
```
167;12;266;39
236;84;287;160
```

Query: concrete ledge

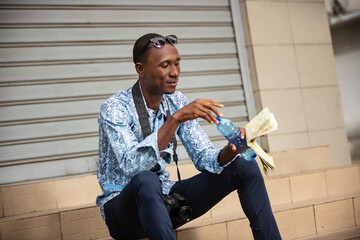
0;203;95;223
0;146;334;219
0;191;359;240
0;164;358;225
0;206;109;240
0;214;62;240
178;193;360;231
297;226;360;240
0;174;100;218
177;196;360;240
0;147;357;240
264;146;333;177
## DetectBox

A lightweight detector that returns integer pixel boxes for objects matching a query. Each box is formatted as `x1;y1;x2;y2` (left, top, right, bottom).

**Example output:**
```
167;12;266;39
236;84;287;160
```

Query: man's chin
164;88;176;95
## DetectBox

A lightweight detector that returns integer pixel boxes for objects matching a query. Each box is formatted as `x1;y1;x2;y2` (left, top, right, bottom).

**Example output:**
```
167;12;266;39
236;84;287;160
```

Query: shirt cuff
221;153;241;168
210;148;226;174
213;150;240;173
138;131;161;166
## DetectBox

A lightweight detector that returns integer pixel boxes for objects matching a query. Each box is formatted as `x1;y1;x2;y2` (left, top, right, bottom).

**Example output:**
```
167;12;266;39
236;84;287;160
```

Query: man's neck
139;81;162;113
144;93;162;113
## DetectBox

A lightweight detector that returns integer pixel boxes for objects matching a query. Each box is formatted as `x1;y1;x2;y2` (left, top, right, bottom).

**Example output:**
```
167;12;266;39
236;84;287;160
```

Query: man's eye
161;64;168;68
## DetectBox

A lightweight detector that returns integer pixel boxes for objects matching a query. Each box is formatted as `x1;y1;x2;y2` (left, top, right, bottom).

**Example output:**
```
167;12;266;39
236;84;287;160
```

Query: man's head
133;33;178;64
133;33;181;96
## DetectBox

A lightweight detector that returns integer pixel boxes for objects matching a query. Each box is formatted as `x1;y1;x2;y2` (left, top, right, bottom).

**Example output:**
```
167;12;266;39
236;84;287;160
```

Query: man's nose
169;65;179;77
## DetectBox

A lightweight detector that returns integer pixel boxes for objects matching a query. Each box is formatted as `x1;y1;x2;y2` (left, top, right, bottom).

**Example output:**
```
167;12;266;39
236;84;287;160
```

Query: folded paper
245;108;278;174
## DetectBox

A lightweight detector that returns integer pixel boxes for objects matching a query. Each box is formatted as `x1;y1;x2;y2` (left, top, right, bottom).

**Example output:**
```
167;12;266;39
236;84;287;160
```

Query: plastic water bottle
216;116;256;161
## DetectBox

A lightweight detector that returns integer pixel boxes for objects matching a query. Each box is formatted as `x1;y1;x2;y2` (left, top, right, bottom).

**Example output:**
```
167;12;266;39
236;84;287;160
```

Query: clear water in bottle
216;116;256;161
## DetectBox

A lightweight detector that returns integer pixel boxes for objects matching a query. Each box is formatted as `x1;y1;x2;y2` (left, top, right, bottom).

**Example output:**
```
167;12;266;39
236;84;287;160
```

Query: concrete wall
239;0;351;166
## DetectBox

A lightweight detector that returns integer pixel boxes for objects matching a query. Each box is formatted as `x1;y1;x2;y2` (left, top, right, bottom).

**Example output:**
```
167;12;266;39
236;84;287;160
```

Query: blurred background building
0;0;359;239
325;0;360;164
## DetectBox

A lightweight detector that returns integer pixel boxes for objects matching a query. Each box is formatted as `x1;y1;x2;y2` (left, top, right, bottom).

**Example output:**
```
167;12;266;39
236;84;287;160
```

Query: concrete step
261;145;333;177
95;226;360;240
1;193;358;240
1;146;359;240
176;195;360;240
0;146;333;220
297;226;360;240
177;163;360;230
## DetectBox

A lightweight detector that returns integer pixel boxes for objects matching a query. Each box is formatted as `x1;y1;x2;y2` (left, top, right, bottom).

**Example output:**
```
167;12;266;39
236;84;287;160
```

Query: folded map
245;108;278;174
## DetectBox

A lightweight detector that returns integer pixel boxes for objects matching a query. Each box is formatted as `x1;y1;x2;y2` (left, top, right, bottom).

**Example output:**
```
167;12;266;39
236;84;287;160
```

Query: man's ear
135;62;144;77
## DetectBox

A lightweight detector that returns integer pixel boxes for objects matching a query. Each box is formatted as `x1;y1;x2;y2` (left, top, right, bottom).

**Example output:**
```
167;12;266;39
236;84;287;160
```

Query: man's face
140;43;181;96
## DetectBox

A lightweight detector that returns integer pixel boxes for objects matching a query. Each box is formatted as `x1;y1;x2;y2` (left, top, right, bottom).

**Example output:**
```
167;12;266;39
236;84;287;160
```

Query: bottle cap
216;116;221;122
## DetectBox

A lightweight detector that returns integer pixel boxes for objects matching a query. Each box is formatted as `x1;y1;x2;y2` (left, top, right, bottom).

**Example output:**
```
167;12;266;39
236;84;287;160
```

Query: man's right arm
99;101;160;176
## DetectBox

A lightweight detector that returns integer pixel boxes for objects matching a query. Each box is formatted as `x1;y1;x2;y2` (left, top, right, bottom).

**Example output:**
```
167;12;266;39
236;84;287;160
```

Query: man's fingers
194;99;224;124
196;104;217;124
195;99;223;109
206;99;224;118
238;127;246;139
205;99;224;108
202;99;224;123
207;104;223;120
228;143;238;152
183;99;225;124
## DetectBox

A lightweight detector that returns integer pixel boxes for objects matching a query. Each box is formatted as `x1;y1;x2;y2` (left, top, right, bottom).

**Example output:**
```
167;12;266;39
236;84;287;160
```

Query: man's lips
166;81;177;86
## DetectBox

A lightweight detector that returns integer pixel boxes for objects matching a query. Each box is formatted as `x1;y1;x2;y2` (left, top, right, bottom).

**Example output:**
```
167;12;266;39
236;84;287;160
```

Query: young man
96;33;281;240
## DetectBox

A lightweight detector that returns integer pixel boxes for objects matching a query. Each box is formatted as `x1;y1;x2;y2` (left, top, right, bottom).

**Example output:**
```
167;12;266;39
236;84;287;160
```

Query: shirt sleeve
98;100;160;177
174;94;225;174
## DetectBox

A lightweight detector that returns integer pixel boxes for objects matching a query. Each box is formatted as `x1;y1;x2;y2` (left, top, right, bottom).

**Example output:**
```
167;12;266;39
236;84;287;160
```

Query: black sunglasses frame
136;35;178;62
150;35;178;48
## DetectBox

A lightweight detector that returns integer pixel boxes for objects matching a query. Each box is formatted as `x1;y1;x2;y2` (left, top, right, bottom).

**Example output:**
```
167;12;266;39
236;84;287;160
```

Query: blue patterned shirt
96;86;228;218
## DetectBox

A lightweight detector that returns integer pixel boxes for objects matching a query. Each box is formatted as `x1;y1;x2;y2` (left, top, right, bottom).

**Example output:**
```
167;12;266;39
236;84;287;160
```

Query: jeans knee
131;171;162;197
244;161;264;185
230;157;264;182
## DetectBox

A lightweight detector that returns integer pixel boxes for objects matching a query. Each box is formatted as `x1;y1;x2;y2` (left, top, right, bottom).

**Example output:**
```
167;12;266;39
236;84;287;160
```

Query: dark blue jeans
104;157;281;240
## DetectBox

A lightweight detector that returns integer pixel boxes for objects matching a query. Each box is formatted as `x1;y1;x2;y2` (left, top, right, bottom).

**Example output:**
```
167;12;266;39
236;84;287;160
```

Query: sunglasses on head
137;35;178;61
150;35;178;48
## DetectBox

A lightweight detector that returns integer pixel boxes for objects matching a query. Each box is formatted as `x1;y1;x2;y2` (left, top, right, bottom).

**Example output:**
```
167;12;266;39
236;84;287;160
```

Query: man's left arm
167;93;242;173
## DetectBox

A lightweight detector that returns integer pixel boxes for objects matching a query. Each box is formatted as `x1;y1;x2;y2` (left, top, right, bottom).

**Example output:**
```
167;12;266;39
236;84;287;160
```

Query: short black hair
132;33;162;64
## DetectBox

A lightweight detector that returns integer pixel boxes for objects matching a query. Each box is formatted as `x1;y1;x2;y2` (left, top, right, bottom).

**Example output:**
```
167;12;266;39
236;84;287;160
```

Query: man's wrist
171;112;182;125
218;144;238;166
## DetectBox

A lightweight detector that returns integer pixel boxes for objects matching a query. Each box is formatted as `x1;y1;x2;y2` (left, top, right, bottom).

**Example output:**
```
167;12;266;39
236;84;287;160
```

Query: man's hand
227;127;246;153
158;99;222;151
172;99;224;124
219;127;262;165
219;127;264;166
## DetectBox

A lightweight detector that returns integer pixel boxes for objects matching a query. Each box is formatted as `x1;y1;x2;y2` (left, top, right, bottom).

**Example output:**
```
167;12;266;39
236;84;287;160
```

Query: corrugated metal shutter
0;0;252;185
